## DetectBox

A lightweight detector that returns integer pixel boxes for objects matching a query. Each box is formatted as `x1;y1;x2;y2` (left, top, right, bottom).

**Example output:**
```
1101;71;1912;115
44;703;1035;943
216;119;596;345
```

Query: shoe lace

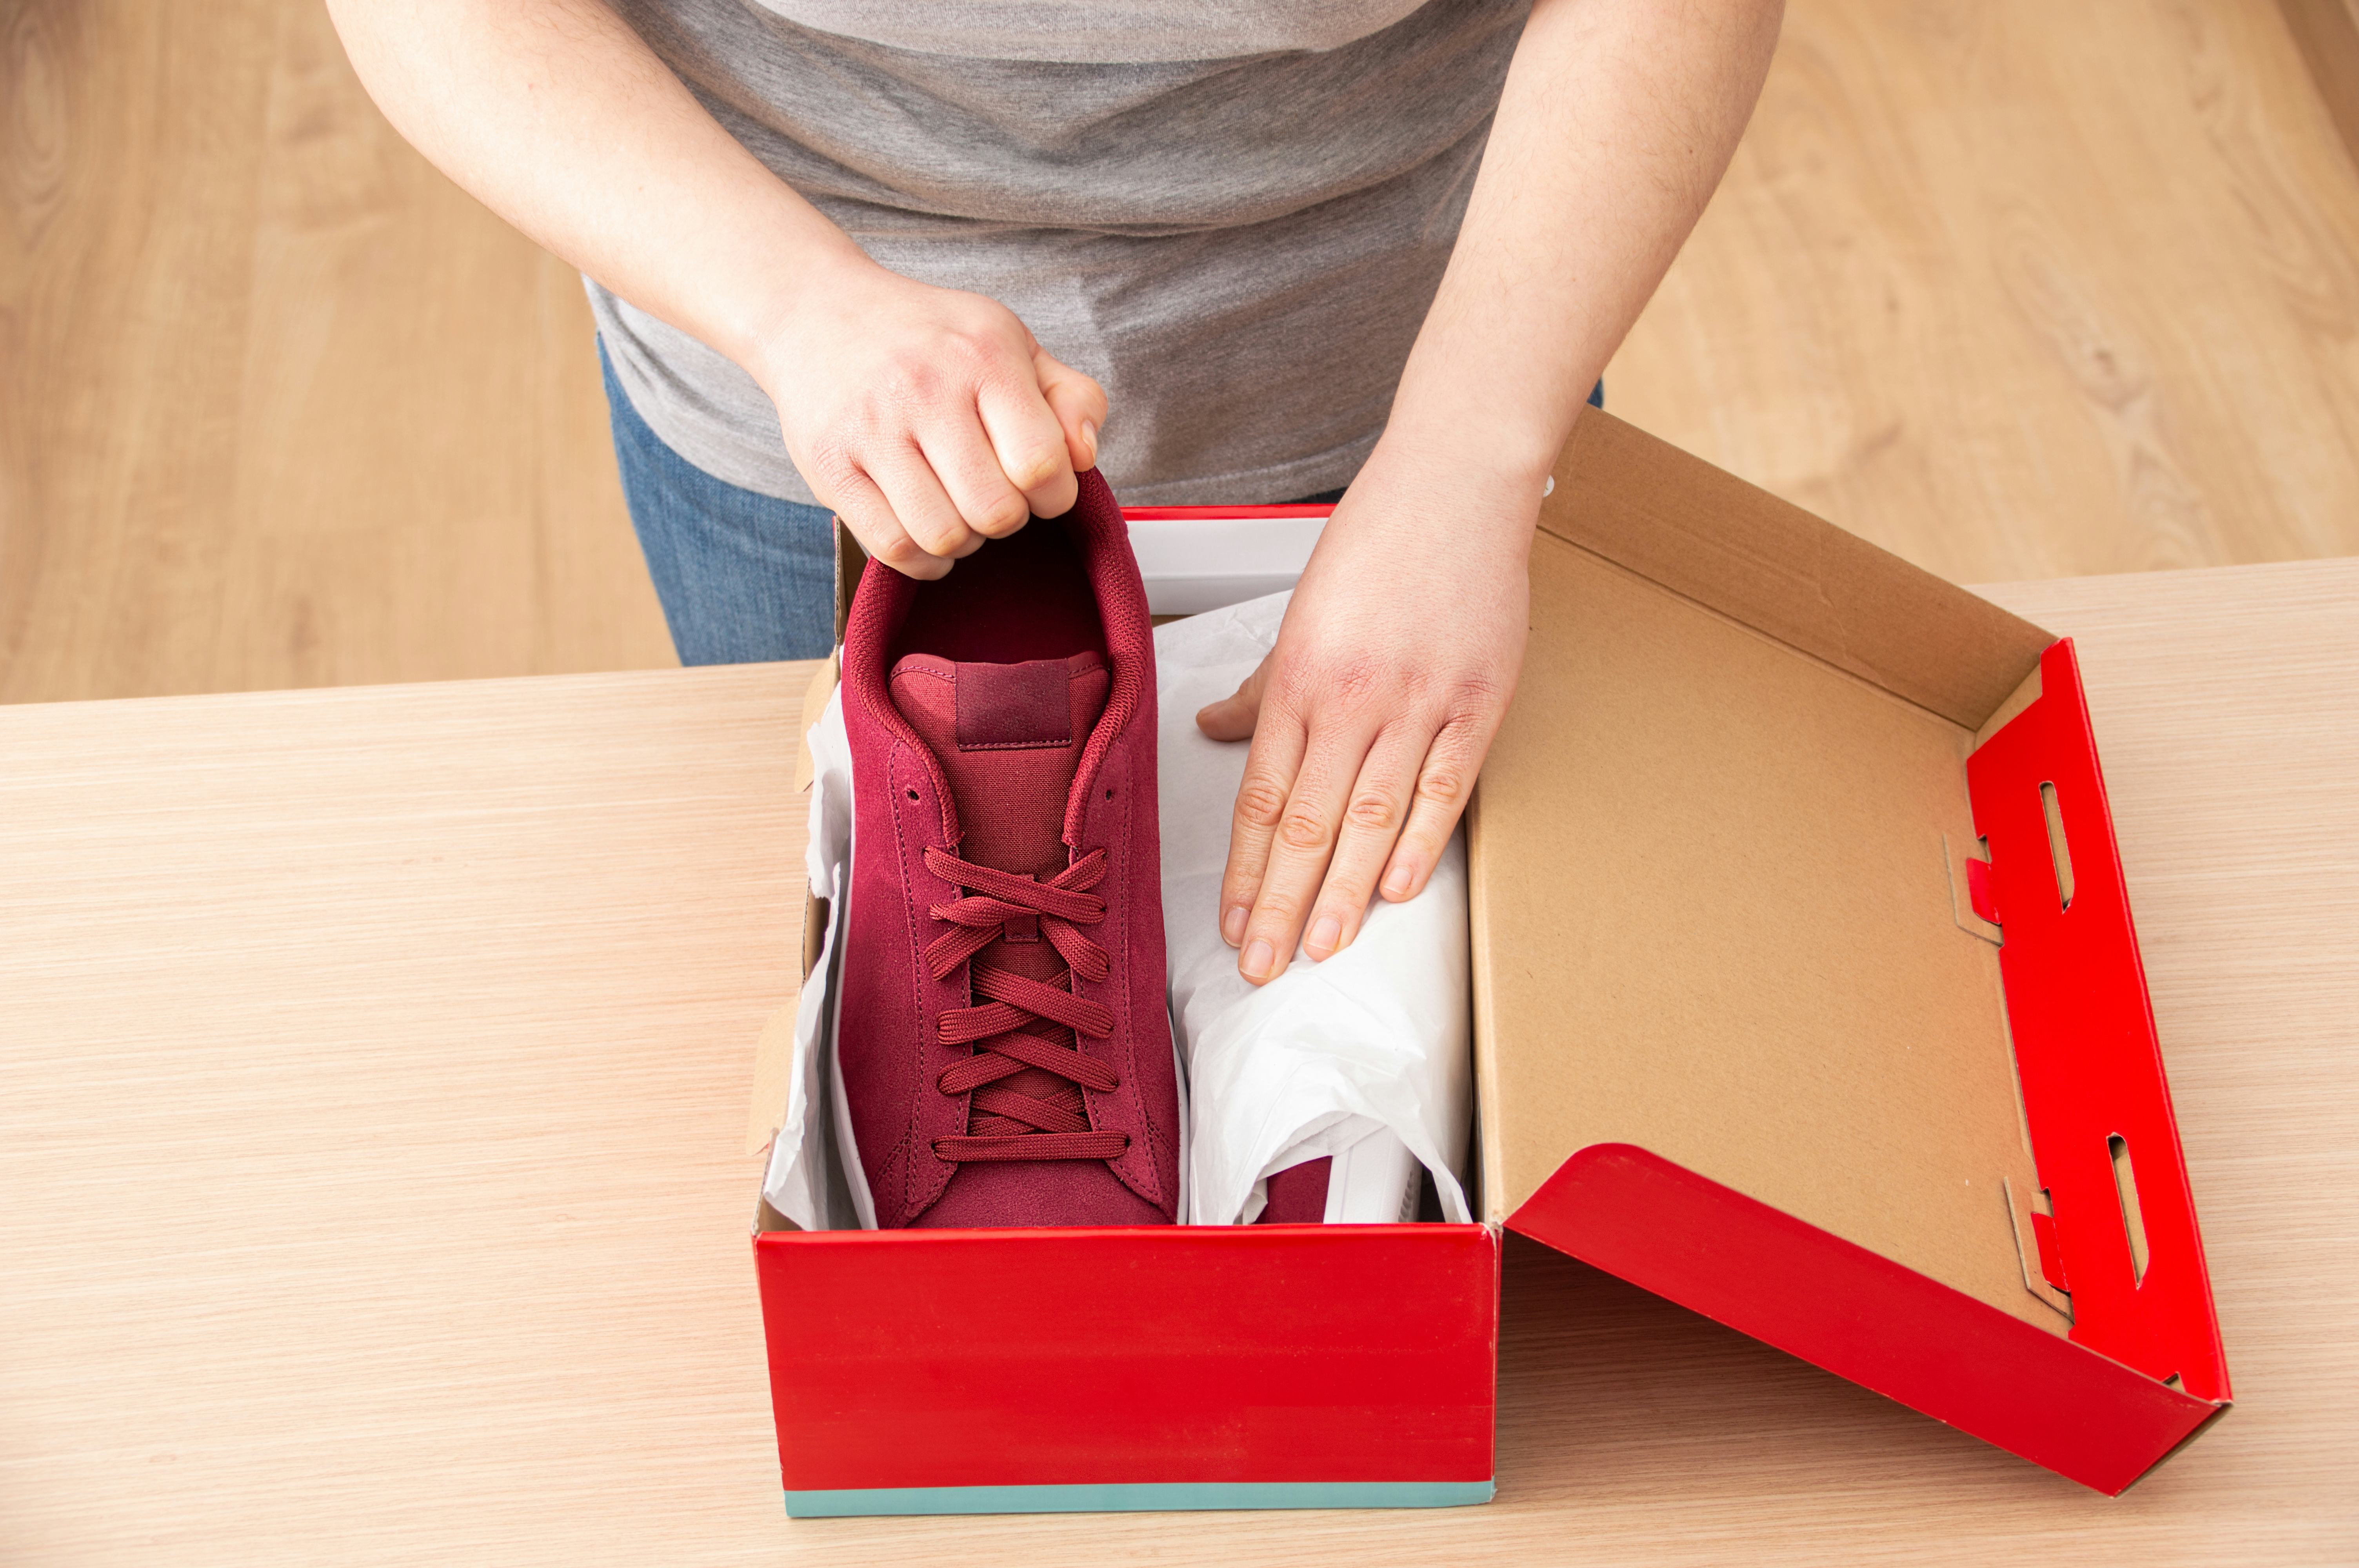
921;844;1127;1163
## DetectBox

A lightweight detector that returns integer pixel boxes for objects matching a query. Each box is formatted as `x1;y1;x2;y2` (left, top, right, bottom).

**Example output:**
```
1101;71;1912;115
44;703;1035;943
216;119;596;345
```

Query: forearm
1387;0;1781;487
325;0;861;377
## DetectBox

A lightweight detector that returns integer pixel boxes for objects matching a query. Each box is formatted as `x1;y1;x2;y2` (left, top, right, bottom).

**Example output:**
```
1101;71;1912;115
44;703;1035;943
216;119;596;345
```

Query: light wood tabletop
3;559;2354;1565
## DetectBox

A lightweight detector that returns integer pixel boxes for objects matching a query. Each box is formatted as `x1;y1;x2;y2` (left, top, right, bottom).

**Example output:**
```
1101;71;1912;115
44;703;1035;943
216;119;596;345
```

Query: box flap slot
1966;639;2229;1402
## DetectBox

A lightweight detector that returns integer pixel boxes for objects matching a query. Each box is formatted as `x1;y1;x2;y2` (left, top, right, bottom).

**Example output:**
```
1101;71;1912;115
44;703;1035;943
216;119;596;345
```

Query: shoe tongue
888;652;1110;878
890;651;1113;1149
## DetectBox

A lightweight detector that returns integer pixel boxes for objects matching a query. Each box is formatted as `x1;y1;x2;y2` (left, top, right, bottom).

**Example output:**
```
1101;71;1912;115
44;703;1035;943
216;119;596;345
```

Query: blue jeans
602;344;840;663
602;340;1603;666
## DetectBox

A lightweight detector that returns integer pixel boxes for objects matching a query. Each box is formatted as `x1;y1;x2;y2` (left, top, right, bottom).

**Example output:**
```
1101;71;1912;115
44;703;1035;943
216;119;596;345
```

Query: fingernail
1221;905;1248;946
1081;419;1099;463
1381;863;1414;898
1241;939;1274;981
1307;916;1341;958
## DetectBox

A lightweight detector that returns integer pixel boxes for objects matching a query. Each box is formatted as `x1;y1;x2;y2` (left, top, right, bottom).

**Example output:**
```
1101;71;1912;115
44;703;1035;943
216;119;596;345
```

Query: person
329;0;1780;985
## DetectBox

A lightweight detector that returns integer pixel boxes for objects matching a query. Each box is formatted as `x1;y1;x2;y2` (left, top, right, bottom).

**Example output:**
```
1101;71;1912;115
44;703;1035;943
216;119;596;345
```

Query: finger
1236;717;1381;986
977;366;1078;520
1034;348;1108;475
916;410;1032;540
1378;716;1486;903
827;470;951;581
1195;656;1270;743
1217;693;1308;955
1300;723;1429;962
862;442;977;562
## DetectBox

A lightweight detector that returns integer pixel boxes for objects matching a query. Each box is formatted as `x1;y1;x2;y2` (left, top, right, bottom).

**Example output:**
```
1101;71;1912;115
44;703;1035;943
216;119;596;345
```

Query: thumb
1195;655;1271;742
1034;347;1109;474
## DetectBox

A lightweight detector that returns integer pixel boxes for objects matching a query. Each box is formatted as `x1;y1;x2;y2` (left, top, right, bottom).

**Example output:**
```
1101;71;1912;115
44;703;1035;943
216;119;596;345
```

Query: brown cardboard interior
1470;413;2067;1331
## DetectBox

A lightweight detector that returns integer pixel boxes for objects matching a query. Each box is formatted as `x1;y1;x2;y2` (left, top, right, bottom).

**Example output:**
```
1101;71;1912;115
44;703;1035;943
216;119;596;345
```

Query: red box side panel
1509;1145;2219;1495
756;1223;1498;1493
1968;639;2229;1403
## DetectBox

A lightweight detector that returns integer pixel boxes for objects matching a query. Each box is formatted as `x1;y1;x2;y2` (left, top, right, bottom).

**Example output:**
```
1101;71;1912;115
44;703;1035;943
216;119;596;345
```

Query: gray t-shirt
592;0;1530;505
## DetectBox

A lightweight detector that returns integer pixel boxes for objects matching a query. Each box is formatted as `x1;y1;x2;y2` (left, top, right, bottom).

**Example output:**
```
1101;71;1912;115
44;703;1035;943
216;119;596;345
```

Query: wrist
1309;434;1544;594
1359;417;1556;538
1373;395;1564;506
730;230;880;396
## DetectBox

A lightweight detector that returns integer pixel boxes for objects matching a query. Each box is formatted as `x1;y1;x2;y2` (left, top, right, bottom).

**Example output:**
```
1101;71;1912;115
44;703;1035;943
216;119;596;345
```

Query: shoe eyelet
906;787;919;802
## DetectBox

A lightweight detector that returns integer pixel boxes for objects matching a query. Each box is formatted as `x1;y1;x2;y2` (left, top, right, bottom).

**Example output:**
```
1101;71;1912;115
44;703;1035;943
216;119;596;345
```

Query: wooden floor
1609;0;2359;586
5;0;2358;704
0;0;676;705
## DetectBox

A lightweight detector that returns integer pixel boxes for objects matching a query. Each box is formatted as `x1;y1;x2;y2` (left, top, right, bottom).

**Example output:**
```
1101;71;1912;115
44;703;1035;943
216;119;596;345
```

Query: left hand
1195;437;1541;984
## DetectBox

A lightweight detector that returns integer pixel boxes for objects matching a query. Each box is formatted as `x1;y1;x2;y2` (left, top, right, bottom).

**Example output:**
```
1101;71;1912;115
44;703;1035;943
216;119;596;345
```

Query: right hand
749;251;1109;579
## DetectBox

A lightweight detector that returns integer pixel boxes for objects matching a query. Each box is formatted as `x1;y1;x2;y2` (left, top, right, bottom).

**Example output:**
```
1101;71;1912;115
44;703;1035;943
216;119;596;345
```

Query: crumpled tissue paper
1156;591;1474;1225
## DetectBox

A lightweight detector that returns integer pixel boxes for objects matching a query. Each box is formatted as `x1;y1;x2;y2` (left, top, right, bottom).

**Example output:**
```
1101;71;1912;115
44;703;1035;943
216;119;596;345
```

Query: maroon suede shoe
836;470;1180;1229
1255;1158;1331;1225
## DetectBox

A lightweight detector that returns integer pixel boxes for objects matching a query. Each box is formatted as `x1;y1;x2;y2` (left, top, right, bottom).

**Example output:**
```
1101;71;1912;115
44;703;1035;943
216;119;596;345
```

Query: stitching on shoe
1093;741;1166;1211
887;745;941;1221
1120;751;1171;1207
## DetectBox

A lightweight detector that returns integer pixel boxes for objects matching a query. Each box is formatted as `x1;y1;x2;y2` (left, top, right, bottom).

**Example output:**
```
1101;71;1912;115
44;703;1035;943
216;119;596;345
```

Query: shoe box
747;411;2230;1516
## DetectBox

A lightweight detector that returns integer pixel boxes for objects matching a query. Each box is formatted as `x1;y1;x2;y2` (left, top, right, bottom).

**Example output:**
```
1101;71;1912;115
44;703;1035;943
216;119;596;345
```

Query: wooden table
4;560;2354;1564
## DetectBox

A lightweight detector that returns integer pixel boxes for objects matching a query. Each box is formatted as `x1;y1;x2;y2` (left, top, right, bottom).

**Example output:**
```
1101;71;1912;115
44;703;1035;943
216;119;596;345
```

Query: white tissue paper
1156;592;1474;1226
761;683;860;1232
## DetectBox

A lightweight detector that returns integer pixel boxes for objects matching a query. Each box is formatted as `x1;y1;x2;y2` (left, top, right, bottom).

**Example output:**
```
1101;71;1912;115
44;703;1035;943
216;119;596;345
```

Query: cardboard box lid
1470;413;2228;1493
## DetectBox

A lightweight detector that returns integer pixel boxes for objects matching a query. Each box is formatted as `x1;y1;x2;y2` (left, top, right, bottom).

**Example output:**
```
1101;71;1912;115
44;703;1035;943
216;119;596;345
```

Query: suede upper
836;470;1180;1228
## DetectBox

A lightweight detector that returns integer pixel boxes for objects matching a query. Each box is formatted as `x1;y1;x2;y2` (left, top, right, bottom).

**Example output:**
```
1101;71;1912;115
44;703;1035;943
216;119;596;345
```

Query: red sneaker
836;472;1180;1228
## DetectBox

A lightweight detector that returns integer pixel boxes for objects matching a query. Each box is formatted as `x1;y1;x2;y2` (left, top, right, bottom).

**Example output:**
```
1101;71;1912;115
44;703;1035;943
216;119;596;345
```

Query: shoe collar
843;468;1152;853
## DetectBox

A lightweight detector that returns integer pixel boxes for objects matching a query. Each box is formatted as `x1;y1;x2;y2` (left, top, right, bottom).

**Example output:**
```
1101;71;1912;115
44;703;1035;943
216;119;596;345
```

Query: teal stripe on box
784;1478;1495;1518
